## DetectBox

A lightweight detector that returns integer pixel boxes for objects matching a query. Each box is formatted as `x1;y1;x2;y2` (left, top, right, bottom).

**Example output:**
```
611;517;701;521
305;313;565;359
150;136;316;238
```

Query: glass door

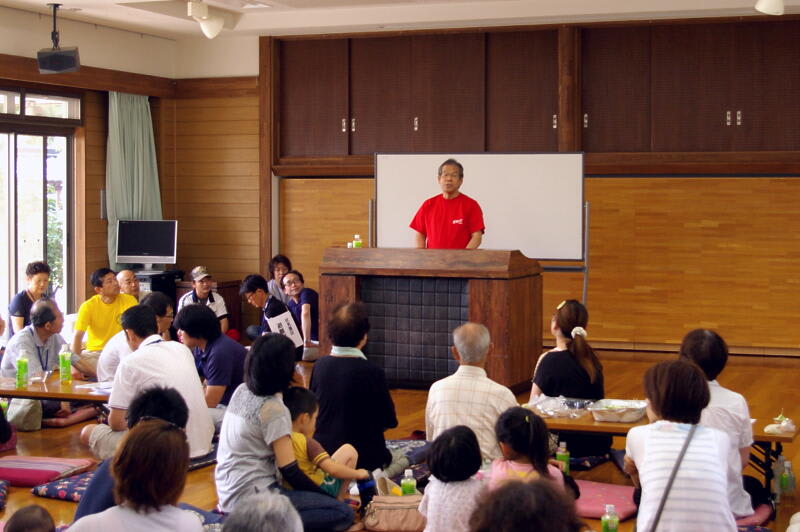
0;133;71;318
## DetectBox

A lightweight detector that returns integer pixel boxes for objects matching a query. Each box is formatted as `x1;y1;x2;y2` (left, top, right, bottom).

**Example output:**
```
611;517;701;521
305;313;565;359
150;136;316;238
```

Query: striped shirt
626;421;737;532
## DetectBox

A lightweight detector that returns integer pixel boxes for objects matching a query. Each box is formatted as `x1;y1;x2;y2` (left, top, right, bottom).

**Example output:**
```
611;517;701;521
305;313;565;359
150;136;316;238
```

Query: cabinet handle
413;116;419;132
736;110;742;126
552;114;558;129
341;118;347;132
725;111;732;126
351;118;356;132
583;113;589;128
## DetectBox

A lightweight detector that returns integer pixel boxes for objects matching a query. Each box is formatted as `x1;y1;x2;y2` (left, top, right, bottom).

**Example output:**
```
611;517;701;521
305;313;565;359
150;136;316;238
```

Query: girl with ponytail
487;407;564;493
529;299;611;457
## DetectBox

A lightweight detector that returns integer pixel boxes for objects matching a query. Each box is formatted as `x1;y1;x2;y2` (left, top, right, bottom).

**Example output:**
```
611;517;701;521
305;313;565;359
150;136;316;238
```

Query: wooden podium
318;248;542;392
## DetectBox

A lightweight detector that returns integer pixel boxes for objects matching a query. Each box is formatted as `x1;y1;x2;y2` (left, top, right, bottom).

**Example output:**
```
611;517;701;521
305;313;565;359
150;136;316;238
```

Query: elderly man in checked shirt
425;322;518;461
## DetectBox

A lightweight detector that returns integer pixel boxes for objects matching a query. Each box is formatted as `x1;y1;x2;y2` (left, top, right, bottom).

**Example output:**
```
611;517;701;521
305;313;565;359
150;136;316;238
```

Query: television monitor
116;220;177;270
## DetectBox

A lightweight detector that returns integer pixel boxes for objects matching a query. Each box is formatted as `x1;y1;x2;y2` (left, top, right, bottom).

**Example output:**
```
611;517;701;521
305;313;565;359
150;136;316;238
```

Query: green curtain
105;92;163;270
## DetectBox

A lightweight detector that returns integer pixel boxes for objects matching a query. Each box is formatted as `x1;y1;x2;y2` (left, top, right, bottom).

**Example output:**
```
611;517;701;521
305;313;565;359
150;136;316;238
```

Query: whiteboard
375;153;584;261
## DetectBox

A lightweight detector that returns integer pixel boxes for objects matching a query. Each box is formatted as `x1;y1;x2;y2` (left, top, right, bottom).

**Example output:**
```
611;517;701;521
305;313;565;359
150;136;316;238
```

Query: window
0;88;81;123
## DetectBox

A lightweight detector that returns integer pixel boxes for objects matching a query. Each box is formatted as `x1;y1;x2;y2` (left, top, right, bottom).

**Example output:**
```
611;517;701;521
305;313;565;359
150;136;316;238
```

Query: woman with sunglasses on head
529;299;611;458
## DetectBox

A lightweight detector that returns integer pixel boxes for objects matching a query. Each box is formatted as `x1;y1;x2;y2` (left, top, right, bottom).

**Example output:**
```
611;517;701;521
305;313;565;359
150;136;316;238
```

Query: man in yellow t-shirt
71;268;137;377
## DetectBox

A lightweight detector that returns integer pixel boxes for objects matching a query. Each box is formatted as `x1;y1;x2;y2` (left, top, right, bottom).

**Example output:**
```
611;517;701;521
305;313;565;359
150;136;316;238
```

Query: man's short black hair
30;299;57;328
281;270;304;287
245;333;296;396
240;274;269;296
174;304;222;343
428;425;482;482
5;504;55;532
90;267;115;288
140;291;173;318
438;158;464;178
25;261;51;278
120;305;158;339
679;328;729;381
127;386;189;429
283;386;318;421
327;302;370;348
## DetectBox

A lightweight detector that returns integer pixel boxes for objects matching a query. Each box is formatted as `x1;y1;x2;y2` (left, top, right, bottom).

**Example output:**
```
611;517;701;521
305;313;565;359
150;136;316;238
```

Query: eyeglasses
283;279;301;286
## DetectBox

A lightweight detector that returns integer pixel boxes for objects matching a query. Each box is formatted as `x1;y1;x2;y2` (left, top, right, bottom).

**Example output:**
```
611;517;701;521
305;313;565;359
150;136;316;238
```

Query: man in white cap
177;266;229;333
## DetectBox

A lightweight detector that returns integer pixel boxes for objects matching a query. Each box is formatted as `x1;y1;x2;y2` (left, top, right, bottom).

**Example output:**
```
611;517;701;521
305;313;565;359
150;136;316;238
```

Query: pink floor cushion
574;479;637;520
735;504;773;527
31;470;95;502
41;407;98;428
0;456;95;487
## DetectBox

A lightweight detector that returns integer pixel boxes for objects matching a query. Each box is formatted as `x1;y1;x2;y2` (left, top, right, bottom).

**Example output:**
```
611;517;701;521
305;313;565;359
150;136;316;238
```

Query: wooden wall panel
172;94;260;282
81;91;109;301
279;178;373;291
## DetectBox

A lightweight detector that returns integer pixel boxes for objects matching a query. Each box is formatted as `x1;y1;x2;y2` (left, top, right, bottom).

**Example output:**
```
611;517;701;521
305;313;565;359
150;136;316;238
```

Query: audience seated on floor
426;322;517;461
117;269;148;301
97;291;174;383
71;268;138;378
624;359;738;532
679;328;759;517
70;418;203;531
311;301;399;473
530;299;611;458
80;305;213;460
74;386;189;520
266;254;292;306
283;386;369;501
177;266;230;333
2;299;77;421
174;303;246;431
240;273;290;341
489;407;564;493
5;504;55;532
282;270;319;346
419;425;485;532
215;333;354;530
469;479;583;532
7;261;51;336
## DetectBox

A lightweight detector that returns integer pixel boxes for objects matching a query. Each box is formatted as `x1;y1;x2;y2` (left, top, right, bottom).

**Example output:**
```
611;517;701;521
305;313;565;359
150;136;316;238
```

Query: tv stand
134;269;184;304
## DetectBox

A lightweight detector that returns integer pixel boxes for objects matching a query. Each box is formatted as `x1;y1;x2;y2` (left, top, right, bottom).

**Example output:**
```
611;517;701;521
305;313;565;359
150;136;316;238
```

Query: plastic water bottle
782;461;796;496
400;469;416;495
59;345;72;384
353;234;363;248
773;455;786;502
16;356;28;388
556;441;570;475
601;504;619;532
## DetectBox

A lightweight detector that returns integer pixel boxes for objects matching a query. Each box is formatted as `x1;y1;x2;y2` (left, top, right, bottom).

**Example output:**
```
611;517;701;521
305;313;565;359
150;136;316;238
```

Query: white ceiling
0;0;797;41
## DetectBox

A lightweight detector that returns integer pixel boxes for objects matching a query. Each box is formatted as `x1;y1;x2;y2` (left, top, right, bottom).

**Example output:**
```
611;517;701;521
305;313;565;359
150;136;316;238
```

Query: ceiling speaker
37;47;80;74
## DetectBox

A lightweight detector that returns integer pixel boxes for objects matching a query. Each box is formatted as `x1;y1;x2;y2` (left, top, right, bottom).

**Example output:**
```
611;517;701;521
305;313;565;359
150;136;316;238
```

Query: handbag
639;424;698;532
363;494;426;532
7;399;43;432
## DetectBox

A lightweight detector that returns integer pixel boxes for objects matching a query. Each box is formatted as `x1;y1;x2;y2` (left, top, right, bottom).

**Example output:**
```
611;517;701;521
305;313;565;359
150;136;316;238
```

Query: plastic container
588;399;648;423
59;346;72;384
556;441;570;475
353;234;363;248
601;504;619;532
16;356;28;388
400;469;416;495
527;395;595;419
783;461;796;495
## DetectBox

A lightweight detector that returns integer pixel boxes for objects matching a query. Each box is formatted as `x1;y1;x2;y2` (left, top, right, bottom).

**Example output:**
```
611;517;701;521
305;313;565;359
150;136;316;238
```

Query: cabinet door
278;39;349;157
410;33;486;152
486;30;557;152
582;27;651;152
350;37;413;155
732;21;800;151
651;24;734;152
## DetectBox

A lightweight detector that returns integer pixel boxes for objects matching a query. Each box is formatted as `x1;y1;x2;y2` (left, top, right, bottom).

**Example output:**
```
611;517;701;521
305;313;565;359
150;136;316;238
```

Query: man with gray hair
425;322;518;460
222;493;303;532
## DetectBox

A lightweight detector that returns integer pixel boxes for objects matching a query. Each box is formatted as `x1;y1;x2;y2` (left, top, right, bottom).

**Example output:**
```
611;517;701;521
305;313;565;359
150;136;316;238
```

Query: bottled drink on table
556;441;570;475
16;356;28;388
353;234;363;248
400;469;416;495
59;345;72;384
601;504;619;532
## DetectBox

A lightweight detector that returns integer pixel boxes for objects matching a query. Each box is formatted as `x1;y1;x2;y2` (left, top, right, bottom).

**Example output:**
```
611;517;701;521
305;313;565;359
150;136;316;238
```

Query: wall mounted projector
37;3;80;74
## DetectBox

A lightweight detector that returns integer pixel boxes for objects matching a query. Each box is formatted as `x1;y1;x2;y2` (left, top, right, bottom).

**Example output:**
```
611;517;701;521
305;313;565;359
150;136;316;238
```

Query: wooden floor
3;350;800;531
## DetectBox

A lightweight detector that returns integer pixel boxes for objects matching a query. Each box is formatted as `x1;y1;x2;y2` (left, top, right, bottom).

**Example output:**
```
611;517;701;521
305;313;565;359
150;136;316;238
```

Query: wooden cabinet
278;39;349;157
581;27;650;152
486;30;558;152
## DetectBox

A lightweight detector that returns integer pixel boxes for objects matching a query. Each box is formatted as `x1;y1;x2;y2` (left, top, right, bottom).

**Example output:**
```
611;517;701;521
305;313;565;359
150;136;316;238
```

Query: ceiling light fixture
755;0;784;15
188;1;225;39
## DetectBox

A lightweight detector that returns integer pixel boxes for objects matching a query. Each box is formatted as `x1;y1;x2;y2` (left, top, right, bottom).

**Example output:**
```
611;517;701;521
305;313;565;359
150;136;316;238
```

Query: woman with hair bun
529;299;610;457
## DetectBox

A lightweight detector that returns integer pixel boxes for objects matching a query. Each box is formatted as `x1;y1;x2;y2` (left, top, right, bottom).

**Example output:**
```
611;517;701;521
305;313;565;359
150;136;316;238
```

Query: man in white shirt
80;305;214;460
425;322;518;460
177;266;229;333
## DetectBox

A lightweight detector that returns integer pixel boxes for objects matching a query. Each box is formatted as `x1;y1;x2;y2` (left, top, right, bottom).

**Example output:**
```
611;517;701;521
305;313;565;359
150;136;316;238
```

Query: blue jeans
279;487;354;531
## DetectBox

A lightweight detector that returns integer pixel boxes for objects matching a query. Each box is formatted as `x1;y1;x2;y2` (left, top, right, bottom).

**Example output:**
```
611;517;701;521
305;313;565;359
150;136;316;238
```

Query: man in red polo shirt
410;159;485;249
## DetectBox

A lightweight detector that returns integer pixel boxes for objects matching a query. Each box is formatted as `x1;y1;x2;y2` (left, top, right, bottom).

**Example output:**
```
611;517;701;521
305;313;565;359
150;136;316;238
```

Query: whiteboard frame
373;152;586;261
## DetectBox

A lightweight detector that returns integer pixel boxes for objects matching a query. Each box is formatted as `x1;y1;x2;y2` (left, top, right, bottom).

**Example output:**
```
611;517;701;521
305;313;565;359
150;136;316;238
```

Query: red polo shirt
409;193;485;249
